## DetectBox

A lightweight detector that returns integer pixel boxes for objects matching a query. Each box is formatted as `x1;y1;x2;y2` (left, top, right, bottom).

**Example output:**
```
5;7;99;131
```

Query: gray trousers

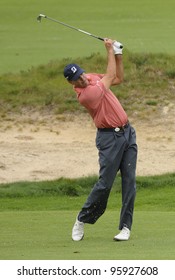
78;123;137;230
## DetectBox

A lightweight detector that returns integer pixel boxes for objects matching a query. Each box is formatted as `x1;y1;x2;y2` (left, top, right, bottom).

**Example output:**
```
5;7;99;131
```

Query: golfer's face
70;73;89;88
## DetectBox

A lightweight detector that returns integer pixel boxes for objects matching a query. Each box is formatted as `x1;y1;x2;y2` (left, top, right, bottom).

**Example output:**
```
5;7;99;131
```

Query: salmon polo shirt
74;73;128;128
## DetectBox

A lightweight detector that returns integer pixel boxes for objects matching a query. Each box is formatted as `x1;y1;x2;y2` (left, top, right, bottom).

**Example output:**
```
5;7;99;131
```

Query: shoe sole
113;237;129;241
72;234;84;241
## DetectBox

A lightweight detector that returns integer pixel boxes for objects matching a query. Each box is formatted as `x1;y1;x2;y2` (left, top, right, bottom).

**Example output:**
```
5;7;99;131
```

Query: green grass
1;0;175;74
0;174;174;259
0;173;174;207
0;210;174;260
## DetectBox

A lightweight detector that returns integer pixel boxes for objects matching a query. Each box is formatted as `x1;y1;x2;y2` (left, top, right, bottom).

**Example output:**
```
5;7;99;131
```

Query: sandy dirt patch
0;112;174;184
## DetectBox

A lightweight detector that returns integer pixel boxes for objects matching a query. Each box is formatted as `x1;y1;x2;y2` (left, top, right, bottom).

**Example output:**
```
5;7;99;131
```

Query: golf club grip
98;38;123;49
98;37;104;41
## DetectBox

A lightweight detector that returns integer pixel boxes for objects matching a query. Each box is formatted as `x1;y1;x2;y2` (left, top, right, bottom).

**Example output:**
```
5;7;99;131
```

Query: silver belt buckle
114;127;120;132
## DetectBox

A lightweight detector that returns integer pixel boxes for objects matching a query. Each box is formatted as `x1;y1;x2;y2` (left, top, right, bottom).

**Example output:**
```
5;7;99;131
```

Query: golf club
37;14;123;49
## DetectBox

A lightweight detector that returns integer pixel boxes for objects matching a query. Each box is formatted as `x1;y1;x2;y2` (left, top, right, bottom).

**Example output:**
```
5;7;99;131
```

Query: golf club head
37;14;46;22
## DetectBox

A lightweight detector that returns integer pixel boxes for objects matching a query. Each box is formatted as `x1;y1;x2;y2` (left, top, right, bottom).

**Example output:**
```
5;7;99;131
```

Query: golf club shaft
37;14;104;41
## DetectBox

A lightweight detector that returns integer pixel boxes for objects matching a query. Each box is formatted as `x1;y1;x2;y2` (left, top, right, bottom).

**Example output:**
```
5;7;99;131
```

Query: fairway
1;0;175;74
0;210;174;260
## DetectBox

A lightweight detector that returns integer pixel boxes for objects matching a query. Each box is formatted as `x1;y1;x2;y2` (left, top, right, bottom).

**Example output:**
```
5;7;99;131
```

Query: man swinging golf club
63;38;137;241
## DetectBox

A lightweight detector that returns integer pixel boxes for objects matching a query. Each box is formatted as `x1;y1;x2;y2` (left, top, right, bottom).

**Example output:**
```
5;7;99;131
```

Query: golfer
63;38;137;241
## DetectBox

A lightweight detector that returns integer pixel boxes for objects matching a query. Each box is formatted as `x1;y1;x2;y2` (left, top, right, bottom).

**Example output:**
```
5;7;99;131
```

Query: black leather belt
98;122;129;132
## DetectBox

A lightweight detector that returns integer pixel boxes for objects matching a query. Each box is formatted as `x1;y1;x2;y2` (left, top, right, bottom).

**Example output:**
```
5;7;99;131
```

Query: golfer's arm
111;55;124;85
101;49;116;90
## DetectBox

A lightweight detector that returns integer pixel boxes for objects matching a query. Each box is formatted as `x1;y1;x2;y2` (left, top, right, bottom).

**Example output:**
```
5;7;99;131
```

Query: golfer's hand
113;41;123;55
104;38;114;51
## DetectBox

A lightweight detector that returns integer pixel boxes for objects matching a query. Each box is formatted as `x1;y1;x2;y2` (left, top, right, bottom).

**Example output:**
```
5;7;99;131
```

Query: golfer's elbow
118;75;124;83
112;75;124;85
106;72;117;85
